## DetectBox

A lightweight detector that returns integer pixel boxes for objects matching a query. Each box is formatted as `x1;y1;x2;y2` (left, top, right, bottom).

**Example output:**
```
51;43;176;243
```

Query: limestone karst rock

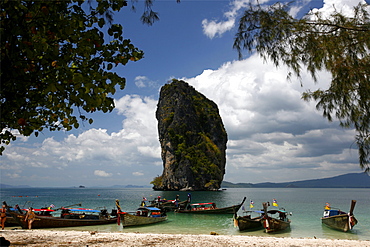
152;79;227;191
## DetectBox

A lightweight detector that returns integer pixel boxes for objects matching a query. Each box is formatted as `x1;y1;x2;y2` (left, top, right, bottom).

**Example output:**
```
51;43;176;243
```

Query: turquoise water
1;187;369;240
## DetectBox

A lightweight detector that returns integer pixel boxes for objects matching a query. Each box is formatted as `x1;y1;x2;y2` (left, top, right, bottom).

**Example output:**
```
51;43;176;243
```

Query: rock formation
152;79;227;191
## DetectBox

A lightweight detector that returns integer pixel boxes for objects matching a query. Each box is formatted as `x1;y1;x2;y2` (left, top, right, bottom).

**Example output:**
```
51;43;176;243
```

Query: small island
152;79;228;191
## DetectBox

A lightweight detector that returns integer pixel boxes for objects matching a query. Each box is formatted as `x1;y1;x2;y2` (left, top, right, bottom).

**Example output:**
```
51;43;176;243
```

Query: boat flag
325;203;331;210
141;197;147;206
272;199;278;207
249;200;254;209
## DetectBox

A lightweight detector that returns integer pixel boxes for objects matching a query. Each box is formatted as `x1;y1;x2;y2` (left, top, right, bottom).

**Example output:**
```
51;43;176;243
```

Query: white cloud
94;170;113;177
6;173;20;179
202;0;367;39
195;0;366;182
3;150;30;163
134;76;157;88
134;76;147;88
310;0;368;18
184;54;330;137
133;171;144;176
201;0;308;38
182;53;358;183
1;94;162;186
202;18;235;39
27;95;161;167
202;0;251;38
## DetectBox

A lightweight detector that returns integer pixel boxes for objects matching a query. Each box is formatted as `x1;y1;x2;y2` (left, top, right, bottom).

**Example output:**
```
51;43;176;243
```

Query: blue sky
2;0;368;187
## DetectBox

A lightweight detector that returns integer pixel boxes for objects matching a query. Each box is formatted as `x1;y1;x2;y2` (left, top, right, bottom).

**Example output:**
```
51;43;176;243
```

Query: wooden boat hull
321;215;358;232
261;217;291;233
8;211;117;229
120;213;167;227
5;216;19;227
235;216;263;231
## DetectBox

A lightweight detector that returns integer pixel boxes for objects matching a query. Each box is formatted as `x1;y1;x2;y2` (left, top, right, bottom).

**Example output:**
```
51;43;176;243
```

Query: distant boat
175;197;246;214
4;202;117;229
321;200;358;232
234;210;264;231
119;206;167;227
79;185;85;188
261;202;291;233
144;194;190;212
146;199;189;212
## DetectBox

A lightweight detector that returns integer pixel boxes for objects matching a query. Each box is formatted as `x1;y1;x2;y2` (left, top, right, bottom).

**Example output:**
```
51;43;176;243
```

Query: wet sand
1;230;370;247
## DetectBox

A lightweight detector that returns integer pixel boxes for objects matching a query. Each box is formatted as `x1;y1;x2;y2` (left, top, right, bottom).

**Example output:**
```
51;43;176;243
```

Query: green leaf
98;18;105;28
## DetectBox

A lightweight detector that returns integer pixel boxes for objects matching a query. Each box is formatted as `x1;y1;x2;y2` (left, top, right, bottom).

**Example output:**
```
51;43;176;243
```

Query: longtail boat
233;210;264;231
5;215;19;227
175;197;246;214
144;195;189;212
321;200;358;232
261;202;291;233
4;201;118;229
4;205;55;227
119;206;167;227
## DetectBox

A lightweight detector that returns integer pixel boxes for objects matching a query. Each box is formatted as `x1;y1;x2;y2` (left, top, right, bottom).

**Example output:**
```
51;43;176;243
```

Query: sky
1;0;369;187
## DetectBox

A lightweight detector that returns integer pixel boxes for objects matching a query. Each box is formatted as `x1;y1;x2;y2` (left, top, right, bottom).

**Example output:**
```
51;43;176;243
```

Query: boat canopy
244;210;264;214
33;208;55;212
9;208;55;212
323;209;346;217
139;207;161;211
267;210;287;214
9;208;22;211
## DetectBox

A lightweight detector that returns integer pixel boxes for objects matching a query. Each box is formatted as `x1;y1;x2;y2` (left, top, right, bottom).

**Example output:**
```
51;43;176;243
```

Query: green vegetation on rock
153;79;227;191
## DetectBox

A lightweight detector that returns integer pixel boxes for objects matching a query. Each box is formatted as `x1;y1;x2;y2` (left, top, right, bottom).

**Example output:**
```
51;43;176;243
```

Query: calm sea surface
1;187;369;240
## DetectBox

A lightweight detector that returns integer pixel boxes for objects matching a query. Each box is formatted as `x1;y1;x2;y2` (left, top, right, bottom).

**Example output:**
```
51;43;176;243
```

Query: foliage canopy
234;2;370;172
0;0;144;154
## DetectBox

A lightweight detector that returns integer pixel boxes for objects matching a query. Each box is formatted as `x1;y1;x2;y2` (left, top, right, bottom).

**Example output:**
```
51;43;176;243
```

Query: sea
1;187;369;241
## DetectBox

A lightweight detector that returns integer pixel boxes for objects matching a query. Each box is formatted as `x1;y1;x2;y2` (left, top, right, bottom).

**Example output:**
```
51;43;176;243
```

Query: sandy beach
1;230;369;247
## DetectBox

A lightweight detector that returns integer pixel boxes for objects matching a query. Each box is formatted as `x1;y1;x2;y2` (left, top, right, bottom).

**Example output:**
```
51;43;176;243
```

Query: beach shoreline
1;230;370;247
